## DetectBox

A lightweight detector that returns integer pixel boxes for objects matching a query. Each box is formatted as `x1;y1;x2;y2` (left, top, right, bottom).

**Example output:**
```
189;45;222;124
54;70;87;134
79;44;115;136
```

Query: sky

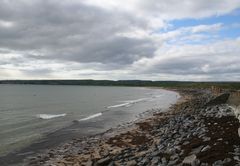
0;0;240;81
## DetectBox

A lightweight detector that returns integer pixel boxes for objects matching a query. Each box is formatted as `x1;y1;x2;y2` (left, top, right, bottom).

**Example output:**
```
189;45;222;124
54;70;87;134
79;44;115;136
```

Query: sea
0;84;179;159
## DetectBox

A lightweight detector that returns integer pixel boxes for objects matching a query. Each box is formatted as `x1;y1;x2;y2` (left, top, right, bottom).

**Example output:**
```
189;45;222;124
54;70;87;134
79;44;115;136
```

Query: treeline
0;80;239;90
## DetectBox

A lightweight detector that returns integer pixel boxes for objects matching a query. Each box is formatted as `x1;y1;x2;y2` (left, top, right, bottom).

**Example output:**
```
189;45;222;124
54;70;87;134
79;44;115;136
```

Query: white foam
78;112;102;121
107;98;149;109
124;98;148;104
37;113;66;119
107;103;131;109
153;94;163;98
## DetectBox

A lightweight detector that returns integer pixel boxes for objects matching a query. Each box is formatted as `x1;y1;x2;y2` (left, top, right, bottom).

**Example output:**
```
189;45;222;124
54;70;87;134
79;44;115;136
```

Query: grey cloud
0;0;154;65
50;36;155;64
139;54;240;76
143;56;209;74
22;68;53;76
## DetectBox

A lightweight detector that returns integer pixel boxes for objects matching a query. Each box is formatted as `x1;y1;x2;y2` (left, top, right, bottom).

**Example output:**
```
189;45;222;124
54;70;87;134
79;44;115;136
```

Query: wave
37;113;66;119
127;98;148;103
107;103;131;109
78;112;102;121
107;98;149;109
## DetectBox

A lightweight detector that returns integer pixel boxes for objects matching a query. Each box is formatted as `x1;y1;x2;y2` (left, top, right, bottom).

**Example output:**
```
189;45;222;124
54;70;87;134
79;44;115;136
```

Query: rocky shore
26;89;240;166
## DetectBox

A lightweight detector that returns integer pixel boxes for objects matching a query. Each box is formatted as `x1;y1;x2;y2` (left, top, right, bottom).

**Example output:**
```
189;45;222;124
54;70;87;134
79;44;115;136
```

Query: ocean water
0;85;179;156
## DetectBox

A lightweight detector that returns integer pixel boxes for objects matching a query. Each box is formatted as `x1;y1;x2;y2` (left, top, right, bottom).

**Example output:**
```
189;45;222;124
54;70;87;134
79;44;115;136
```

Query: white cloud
131;38;240;80
190;23;223;33
82;0;240;27
0;20;15;28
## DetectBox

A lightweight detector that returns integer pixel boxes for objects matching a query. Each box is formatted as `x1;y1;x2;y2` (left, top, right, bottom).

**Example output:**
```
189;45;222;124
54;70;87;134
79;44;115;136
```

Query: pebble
151;150;161;157
223;158;232;163
126;160;137;166
201;145;211;152
151;157;160;165
85;160;93;166
234;156;240;161
213;160;223;166
97;156;111;165
182;154;197;165
238;128;240;138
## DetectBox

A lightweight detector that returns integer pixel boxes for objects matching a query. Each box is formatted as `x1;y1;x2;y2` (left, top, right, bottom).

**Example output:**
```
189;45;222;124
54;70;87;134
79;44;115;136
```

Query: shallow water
0;85;179;156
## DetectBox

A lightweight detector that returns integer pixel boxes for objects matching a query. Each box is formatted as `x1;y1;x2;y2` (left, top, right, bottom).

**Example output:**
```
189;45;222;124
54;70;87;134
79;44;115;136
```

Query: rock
205;93;230;106
158;144;165;150
194;159;200;166
161;157;168;164
168;160;178;165
202;137;211;142
183;141;190;145
126;160;137;166
238;128;240;138
85;160;93;166
170;154;179;161
191;146;204;154
151;157;160;165
213;160;223;166
223;158;232;164
234;156;240;161
97;157;111;166
182;154;197;165
139;158;149;164
201;145;211;152
151;150;161;156
107;161;115;166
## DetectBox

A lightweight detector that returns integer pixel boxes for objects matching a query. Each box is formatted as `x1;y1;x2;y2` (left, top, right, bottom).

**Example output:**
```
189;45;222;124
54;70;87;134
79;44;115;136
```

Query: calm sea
0;85;179;156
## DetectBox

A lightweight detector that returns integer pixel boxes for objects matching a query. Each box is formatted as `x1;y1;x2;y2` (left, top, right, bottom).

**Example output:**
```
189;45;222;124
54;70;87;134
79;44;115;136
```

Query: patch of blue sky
168;8;240;29
160;8;240;39
219;25;240;39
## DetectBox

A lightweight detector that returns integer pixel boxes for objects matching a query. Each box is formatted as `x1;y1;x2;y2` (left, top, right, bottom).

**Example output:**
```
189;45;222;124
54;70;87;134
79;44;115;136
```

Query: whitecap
78;112;102;121
123;98;148;104
107;98;149;109
107;103;131;109
37;113;66;119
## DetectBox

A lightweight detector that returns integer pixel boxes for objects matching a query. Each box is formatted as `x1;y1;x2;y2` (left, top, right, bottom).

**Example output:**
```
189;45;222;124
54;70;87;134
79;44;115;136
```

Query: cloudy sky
0;0;240;81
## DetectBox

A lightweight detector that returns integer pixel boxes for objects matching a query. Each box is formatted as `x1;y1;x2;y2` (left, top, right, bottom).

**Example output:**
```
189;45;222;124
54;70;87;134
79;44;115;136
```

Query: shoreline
21;87;194;165
24;88;240;166
0;87;179;166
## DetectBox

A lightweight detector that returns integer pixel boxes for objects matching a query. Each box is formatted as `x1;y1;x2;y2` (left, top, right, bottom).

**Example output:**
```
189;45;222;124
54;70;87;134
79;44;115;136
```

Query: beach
20;88;240;166
0;86;179;166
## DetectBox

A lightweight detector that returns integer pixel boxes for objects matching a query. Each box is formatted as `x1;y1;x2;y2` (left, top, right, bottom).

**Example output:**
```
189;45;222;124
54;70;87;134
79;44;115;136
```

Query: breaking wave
78;112;102;121
107;98;148;109
37;113;66;119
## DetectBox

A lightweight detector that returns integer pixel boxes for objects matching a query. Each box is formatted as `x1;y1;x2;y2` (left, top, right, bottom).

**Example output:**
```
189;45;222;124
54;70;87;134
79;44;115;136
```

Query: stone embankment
26;90;240;166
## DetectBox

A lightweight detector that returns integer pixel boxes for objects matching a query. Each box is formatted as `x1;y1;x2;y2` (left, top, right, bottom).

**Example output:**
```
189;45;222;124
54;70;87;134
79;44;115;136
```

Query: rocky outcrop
205;93;230;106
